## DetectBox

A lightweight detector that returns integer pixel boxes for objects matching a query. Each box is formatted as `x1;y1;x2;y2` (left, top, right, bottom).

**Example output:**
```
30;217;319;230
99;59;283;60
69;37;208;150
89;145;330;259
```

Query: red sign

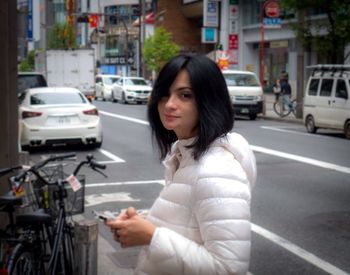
265;1;280;18
89;14;98;28
228;34;238;50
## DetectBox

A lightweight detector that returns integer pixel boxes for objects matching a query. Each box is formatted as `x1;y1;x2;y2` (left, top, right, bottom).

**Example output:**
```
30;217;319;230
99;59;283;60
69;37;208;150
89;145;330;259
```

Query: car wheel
121;92;127;104
306;115;317;133
94;141;102;148
344;121;350;139
111;92;117;103
21;145;30;152
249;113;257;120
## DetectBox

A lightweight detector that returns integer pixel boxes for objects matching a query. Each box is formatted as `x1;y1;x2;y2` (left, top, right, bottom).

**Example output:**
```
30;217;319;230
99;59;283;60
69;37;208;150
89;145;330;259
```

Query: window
30;92;87;105
319;79;333;97
223;73;260;87
308;79;319;96
335;79;348;99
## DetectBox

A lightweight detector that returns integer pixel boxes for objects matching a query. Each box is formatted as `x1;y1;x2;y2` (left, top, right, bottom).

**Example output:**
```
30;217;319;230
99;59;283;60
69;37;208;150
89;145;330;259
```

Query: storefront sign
264;1;281;28
27;0;33;41
228;34;238;50
270;40;288;48
201;27;217;43
203;0;219;27
103;56;134;65
228;50;238;65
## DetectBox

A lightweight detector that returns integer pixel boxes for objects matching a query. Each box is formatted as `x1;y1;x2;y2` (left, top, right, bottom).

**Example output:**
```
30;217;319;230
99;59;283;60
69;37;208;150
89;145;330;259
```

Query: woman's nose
165;94;177;109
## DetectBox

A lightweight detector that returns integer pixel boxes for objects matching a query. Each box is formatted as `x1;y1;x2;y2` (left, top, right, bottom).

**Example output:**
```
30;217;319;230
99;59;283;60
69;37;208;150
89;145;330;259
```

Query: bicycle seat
0;191;23;210
16;208;52;227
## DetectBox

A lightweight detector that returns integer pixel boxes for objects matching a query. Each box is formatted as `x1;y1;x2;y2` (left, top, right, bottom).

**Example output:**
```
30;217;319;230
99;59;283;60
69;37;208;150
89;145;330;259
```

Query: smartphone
92;210;117;221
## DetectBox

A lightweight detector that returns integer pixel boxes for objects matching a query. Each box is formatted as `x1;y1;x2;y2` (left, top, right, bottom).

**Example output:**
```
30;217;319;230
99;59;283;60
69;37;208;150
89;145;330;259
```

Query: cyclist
280;76;293;111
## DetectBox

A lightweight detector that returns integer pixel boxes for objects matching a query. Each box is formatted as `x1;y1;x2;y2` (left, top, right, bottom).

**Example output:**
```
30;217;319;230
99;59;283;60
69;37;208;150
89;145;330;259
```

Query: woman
273;78;281;102
106;54;257;275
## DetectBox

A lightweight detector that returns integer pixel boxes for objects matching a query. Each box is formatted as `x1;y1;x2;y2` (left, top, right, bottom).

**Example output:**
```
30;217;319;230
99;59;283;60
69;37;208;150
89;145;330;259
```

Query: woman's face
158;69;199;139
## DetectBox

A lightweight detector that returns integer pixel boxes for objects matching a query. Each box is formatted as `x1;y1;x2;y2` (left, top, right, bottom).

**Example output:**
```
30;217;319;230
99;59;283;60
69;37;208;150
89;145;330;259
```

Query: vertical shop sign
228;34;238;50
28;0;33;41
228;2;239;64
264;1;281;28
203;0;219;27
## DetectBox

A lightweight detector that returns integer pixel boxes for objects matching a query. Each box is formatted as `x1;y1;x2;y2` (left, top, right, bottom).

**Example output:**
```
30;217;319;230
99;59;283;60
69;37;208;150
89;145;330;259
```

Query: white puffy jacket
134;132;257;275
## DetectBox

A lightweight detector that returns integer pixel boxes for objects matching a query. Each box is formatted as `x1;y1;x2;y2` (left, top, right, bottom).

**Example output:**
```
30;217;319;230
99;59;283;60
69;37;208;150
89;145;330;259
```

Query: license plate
240;108;249;114
47;115;77;125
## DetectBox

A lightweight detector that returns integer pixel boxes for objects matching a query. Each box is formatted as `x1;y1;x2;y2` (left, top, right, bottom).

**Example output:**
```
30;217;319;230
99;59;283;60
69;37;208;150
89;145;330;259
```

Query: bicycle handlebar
0;166;23;178
13;154;106;189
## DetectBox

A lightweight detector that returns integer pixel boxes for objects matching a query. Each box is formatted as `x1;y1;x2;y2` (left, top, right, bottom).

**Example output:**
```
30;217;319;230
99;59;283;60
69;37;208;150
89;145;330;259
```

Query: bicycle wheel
273;100;291;117
7;243;45;275
291;99;297;116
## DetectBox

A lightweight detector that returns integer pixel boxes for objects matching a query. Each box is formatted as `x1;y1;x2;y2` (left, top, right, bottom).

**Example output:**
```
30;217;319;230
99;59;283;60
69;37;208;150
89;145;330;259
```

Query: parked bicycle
0;166;25;274
273;96;301;117
1;153;106;275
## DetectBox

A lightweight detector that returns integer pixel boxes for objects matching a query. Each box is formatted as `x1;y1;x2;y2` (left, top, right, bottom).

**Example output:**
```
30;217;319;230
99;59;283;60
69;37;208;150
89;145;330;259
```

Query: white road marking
100;111;149;125
260;126;311;136
252;223;349;275
85;192;140;207
251;145;350;175
85;179;165;188
98;148;125;163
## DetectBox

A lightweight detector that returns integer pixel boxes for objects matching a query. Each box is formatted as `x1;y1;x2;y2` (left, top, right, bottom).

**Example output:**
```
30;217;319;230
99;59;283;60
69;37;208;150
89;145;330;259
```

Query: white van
222;70;263;120
303;65;350;139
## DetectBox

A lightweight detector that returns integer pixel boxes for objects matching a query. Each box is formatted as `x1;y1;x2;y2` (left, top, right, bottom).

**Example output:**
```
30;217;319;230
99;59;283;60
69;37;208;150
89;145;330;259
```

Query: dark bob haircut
148;54;234;161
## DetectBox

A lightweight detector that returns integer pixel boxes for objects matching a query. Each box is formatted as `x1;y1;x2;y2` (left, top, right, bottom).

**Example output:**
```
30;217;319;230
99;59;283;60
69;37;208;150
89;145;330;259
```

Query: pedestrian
272;78;281;102
106;54;257;275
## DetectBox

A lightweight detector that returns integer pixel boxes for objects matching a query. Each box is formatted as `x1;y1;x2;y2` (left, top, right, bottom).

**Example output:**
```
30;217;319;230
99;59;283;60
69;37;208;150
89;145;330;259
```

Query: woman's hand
106;207;156;248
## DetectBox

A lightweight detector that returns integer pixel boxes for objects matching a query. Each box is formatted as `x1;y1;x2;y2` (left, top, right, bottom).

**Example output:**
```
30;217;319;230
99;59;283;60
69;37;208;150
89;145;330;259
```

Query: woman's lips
164;114;179;121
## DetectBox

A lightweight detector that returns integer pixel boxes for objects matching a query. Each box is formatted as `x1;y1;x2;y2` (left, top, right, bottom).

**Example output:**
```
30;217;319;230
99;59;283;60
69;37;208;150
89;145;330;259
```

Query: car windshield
17;75;47;94
104;77;119;85
30;92;87;105
224;73;260;87
125;78;147;86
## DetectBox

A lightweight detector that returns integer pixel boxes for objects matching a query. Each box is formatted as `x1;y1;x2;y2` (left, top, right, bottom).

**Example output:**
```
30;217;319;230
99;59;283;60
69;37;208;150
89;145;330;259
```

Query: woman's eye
180;92;193;99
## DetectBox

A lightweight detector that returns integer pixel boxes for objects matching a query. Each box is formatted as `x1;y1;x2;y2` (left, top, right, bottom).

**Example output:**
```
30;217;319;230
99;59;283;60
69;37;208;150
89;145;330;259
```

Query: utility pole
296;9;305;119
141;0;146;77
0;0;18;225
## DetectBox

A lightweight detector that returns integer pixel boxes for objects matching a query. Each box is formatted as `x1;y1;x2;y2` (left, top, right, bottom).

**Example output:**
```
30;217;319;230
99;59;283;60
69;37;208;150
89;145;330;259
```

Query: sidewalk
98;236;134;275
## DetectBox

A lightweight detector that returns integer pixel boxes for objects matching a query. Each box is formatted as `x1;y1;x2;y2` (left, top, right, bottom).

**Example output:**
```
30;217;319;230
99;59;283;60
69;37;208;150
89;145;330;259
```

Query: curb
259;114;304;125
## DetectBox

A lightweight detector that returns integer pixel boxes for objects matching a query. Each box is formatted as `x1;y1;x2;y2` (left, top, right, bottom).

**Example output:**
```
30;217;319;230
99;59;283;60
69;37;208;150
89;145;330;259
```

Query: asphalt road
28;100;350;275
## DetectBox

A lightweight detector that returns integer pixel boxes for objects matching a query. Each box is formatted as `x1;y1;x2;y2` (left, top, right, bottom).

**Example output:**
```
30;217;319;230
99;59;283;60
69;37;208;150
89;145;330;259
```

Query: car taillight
22;111;42;119
83;108;99;116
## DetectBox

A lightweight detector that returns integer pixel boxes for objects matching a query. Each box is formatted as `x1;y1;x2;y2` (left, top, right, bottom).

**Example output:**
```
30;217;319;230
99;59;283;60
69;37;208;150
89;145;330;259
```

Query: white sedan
19;87;103;150
111;77;152;104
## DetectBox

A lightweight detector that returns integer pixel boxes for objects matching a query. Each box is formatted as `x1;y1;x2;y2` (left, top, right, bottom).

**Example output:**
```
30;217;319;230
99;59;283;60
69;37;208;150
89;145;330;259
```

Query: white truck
35;49;95;100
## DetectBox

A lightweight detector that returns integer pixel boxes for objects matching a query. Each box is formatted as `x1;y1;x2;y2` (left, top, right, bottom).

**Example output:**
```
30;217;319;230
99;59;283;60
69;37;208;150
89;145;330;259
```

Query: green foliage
48;23;77;49
143;27;180;73
19;50;36;72
280;0;350;63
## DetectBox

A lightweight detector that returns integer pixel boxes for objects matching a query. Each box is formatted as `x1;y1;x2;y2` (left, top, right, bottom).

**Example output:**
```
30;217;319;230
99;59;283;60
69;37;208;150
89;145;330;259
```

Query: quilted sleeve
146;169;252;275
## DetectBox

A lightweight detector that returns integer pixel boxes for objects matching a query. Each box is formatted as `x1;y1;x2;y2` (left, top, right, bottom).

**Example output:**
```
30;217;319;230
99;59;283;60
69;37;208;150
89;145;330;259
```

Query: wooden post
74;219;98;275
0;0;19;229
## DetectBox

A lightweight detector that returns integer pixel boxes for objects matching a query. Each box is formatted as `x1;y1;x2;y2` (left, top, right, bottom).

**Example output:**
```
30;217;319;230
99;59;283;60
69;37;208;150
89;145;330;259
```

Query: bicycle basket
47;174;86;218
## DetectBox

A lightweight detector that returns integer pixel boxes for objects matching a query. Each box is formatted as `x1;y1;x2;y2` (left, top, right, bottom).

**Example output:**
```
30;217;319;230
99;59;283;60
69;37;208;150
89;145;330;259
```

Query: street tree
48;23;77;49
19;50;35;72
281;0;350;64
143;27;180;73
